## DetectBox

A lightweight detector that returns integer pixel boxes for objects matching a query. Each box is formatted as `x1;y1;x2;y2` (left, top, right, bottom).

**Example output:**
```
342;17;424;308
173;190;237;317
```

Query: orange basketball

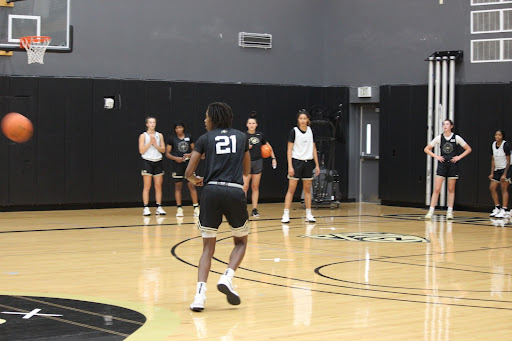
1;112;33;143
261;144;272;158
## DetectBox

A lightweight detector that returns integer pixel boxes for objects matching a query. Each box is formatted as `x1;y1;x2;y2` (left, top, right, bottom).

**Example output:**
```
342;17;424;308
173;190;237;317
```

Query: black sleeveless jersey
194;128;249;185
440;134;458;161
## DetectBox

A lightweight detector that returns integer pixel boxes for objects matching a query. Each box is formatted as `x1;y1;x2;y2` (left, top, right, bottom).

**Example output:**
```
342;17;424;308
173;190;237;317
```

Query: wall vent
238;32;272;49
472;9;512;33
471;38;512;62
472;0;512;5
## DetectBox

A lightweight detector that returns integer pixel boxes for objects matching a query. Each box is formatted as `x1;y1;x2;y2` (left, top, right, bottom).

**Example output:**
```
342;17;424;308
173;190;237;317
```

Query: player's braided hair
207;102;233;129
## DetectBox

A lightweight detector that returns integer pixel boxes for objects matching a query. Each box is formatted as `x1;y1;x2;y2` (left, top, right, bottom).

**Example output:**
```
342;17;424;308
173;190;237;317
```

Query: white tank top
141;131;163;162
292;126;314;160
493;140;508;170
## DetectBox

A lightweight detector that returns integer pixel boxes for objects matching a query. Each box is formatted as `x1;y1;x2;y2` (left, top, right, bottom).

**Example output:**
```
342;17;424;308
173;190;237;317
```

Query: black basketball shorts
288;158;315;180
436;161;459;179
494;168;512;184
197;184;249;234
172;161;188;182
141;159;164;176
492;169;505;182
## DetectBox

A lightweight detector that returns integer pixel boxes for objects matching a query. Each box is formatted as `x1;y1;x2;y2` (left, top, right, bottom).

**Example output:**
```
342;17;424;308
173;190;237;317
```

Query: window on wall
471;9;512;33
472;0;512;5
471;38;512;62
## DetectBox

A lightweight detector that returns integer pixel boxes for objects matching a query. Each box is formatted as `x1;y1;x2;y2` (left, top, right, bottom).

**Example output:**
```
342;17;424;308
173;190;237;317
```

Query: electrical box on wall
358;87;372;98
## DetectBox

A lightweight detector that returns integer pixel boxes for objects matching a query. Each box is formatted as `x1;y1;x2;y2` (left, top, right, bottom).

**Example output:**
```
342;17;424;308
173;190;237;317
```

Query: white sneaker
190;293;206;312
281;211;290;223
143;207;151;216
217;275;241;305
490;207;500;217
156;206;166;215
495;208;507;218
305;213;316;223
446;212;454;220
194;206;200;217
176;207;184;217
424;212;433;220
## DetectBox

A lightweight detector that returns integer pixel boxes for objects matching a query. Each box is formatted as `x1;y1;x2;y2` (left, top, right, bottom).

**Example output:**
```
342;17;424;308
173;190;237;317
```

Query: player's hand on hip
436;155;445;163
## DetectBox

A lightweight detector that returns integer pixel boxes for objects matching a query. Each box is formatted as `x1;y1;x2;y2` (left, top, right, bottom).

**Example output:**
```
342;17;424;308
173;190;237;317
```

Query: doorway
359;105;380;202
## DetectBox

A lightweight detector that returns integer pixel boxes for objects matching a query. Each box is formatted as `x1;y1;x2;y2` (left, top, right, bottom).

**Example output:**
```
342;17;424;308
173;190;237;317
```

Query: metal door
359;106;380;202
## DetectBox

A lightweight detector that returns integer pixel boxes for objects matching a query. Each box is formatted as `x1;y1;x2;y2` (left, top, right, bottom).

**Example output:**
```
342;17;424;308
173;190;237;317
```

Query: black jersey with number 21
193;128;249;185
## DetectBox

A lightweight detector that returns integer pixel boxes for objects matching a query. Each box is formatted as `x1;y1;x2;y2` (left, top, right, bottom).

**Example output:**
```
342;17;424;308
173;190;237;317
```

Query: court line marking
171;226;512;309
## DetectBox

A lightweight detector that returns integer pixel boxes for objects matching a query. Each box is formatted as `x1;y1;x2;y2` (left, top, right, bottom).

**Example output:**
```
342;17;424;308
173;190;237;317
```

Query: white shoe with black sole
217;275;241;305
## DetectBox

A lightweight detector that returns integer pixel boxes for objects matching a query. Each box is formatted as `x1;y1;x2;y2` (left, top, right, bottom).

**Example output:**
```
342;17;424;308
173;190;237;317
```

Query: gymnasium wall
323;0;512;86
0;76;349;209
0;0;325;86
379;82;512;211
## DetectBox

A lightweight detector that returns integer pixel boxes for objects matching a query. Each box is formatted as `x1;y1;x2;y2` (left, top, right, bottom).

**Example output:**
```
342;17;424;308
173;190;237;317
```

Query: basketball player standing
165;121;200;217
139;116;167;216
243;111;277;218
424;119;472;220
185;102;251;312
281;109;320;223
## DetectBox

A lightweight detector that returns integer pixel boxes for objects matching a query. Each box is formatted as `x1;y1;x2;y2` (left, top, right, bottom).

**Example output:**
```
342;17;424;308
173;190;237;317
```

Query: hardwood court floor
1;203;511;340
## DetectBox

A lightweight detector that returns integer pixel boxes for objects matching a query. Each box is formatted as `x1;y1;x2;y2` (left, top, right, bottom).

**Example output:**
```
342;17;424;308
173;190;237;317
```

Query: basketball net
20;36;51;64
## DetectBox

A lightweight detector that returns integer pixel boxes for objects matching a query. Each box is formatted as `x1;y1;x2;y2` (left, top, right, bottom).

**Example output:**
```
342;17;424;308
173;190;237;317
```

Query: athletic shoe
143;207;151;216
490;207;500;217
193;206;200;217
305;213;316;223
281;211;290;223
251;208;260;218
495;208;507;218
446;212;454;220
190;293;206;312
424;212;433;220
156;206;166;215
217;275;241;305
176;207;184;217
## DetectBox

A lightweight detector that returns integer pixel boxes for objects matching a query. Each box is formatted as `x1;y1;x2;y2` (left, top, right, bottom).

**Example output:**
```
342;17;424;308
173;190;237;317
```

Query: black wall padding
0;76;349;209
380;82;512;210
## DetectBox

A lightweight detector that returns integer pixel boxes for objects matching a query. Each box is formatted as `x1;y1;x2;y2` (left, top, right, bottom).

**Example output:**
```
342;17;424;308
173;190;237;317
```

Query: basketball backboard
0;0;71;52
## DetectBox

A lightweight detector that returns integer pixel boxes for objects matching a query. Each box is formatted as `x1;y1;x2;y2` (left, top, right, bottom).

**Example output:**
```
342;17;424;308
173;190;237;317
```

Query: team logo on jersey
442;142;454;154
299;232;428;243
177;141;189;153
249;136;261;145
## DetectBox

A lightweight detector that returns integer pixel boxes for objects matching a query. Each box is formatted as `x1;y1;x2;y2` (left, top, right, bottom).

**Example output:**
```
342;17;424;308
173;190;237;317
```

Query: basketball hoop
19;36;51;64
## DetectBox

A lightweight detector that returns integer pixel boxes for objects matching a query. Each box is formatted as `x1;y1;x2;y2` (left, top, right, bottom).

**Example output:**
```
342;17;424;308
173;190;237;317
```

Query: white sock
196;282;207;295
428;207;435;214
283;209;289;214
447;207;453;213
306;209;312;215
224;268;235;279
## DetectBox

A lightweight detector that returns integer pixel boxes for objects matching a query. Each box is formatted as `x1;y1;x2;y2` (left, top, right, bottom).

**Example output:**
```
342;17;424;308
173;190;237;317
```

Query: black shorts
436;161;458;179
141;159;164;176
198;184;248;232
250;159;263;174
492;168;512;183
288;158;315;180
172;161;188;182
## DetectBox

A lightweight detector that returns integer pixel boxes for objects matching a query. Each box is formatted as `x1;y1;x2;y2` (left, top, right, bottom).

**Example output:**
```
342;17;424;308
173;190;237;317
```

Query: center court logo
300;232;429;243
